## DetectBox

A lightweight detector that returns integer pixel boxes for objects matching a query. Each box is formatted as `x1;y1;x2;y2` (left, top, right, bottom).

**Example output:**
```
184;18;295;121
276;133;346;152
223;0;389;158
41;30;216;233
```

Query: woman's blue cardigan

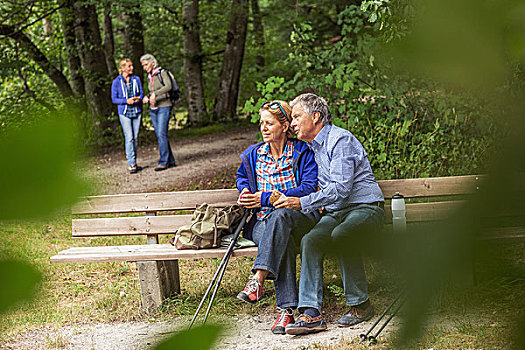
236;138;319;239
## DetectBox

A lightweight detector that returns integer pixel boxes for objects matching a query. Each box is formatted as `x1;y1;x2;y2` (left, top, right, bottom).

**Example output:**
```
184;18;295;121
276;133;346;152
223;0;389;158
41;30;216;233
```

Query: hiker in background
140;53;177;171
111;58;144;174
235;100;319;335
274;93;385;335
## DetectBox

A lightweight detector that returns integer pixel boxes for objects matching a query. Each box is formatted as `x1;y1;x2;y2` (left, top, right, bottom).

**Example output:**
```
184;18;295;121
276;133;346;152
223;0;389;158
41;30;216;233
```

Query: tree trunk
213;0;249;121
59;1;85;97
0;24;74;99
122;5;145;85
250;0;265;69
182;0;208;126
73;2;113;119
102;4;118;77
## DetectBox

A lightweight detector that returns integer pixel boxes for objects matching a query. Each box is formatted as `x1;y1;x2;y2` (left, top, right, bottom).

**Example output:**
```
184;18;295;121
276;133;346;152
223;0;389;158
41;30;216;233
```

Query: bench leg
137;260;181;313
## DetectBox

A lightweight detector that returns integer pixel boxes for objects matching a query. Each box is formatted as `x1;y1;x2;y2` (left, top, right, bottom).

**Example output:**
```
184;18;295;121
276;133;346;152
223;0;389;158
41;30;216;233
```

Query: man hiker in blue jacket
274;93;385;335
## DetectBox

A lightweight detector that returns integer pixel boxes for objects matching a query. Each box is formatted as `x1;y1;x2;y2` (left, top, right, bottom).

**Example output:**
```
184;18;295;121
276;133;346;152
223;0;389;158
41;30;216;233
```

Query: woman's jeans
150;107;175;166
119;114;141;166
298;204;385;312
251;209;318;309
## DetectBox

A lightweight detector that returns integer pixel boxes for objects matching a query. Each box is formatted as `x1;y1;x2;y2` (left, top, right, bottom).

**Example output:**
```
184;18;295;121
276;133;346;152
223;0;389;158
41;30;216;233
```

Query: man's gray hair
290;93;332;125
140;54;157;67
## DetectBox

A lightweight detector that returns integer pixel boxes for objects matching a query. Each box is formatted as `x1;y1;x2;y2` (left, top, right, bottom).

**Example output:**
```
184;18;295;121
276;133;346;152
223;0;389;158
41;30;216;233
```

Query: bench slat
479;226;525;241
72;189;239;214
72;215;193;237
72;175;483;215
378;175;482;199
50;244;258;264
72;202;468;237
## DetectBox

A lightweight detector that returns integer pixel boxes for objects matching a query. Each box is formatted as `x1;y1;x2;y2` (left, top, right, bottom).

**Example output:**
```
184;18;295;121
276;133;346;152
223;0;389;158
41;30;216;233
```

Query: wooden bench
51;174;522;312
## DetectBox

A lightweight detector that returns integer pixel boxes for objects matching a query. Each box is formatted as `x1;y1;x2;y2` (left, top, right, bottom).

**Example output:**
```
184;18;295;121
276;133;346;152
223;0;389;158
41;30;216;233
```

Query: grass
0;194;524;348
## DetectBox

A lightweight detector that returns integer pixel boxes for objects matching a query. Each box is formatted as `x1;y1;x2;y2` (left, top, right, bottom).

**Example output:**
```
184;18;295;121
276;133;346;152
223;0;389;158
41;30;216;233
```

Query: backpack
170;203;245;250
157;68;181;104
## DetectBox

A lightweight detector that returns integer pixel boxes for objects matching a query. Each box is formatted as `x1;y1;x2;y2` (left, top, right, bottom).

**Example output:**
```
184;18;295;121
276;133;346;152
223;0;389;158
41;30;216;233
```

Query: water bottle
391;193;406;233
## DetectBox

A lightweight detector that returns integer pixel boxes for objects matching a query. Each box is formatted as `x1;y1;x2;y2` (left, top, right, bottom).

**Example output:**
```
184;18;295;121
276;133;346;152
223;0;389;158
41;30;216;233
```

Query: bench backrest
71;175;483;240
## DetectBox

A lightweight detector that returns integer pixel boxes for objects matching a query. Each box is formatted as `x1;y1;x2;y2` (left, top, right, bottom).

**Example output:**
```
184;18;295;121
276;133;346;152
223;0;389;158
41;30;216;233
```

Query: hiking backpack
157;68;181;104
170;203;245;250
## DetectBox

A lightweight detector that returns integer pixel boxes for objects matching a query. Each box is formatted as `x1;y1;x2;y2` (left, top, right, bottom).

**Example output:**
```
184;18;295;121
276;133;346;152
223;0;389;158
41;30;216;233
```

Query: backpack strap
156;69;165;86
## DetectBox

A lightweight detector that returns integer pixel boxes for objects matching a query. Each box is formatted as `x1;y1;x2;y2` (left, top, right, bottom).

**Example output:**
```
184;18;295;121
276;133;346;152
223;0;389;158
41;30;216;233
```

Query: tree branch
1;24;74;98
15;51;57;112
0;4;66;40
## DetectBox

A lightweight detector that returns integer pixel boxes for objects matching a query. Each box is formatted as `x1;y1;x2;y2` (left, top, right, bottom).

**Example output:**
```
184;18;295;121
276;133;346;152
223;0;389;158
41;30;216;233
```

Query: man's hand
237;189;262;208
274;195;302;210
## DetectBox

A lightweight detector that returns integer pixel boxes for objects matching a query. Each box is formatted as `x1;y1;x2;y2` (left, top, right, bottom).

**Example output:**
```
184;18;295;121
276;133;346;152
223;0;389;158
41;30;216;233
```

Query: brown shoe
337;300;375;327
154;165;168;171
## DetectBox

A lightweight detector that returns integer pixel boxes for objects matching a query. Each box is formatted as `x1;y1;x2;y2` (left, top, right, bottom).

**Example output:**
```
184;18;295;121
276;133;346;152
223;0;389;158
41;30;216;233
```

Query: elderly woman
111;58;144;174
140;54;176;171
236;100;319;334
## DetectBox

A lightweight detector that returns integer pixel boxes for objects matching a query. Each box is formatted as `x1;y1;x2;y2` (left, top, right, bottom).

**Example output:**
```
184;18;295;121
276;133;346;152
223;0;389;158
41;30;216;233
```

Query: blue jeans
251;209;318;309
298;204;385;312
150;107;175;166
119;114;141;166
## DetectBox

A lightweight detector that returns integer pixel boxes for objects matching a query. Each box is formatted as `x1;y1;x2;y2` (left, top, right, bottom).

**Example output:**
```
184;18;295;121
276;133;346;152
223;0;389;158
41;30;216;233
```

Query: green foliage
0;109;90;337
243;3;500;179
154;325;222;350
345;98;496;179
0;260;41;315
242;76;285;122
361;0;415;42
0;116;91;219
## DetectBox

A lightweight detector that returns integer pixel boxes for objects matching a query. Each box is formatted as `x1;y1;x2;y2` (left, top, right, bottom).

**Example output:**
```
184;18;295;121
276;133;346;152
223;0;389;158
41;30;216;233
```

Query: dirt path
2;315;399;350
87;125;260;194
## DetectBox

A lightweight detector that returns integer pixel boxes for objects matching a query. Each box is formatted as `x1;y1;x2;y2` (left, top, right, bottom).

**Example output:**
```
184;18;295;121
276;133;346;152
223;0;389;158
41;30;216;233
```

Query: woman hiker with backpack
235;100;320;334
140;54;177;171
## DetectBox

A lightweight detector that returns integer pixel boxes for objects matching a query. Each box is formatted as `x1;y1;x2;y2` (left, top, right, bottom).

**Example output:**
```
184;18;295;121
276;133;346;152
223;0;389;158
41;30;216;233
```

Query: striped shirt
300;124;384;212
256;141;297;220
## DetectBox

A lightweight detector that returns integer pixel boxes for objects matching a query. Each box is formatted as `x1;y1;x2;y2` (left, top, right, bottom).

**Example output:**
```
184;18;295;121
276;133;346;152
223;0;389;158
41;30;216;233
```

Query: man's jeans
298;204;385;312
251;209;317;309
150;107;175;166
119;114;141;166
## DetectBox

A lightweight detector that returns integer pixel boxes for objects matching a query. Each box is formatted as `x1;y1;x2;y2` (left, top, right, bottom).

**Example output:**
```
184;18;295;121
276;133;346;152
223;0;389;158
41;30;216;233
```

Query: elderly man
274;93;385;335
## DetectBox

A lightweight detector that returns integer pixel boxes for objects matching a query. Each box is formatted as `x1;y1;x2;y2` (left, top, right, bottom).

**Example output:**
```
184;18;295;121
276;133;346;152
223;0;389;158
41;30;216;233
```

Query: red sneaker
272;307;294;334
236;277;263;304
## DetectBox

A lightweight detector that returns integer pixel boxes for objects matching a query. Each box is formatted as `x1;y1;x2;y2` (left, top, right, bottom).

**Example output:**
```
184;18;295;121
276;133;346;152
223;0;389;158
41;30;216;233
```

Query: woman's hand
237;188;250;206
143;96;149;104
150;93;156;106
237;189;262;208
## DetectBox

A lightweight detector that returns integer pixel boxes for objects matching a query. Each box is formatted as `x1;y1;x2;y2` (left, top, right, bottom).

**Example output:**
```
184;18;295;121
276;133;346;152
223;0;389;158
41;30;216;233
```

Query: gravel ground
1;314;399;350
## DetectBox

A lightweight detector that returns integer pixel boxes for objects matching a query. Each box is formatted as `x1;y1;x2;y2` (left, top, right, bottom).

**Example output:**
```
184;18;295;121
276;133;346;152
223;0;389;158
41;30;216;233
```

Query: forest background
1;0;524;349
1;0;513;179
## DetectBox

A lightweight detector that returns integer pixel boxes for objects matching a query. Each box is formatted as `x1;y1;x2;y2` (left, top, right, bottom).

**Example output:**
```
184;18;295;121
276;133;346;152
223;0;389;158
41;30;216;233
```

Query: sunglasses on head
260;101;290;122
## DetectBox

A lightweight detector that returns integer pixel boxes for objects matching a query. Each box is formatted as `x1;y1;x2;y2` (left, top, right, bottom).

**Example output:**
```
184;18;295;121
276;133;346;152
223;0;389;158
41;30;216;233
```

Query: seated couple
235;94;385;335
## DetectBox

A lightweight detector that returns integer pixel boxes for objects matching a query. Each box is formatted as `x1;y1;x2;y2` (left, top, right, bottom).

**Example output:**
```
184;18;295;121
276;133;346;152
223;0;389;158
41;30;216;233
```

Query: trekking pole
368;295;406;345
358;289;405;345
188;209;251;330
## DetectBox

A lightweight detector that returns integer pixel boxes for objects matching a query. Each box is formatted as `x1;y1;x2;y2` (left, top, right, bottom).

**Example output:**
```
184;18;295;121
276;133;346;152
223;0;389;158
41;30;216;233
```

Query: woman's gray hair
140;54;157;67
290;93;332;125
